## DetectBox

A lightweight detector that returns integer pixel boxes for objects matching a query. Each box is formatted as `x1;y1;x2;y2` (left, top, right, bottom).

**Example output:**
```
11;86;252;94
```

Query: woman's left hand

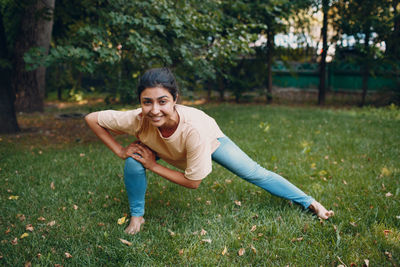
130;142;157;170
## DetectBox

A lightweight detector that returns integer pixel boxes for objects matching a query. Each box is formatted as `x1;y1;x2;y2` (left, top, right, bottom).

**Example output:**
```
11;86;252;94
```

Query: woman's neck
159;110;179;138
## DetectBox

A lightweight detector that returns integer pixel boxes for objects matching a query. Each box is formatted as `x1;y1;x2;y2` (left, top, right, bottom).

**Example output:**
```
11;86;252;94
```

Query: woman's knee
124;157;145;175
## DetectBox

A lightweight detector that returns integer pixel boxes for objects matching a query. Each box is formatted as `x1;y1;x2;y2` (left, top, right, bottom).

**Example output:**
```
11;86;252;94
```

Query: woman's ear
175;93;180;104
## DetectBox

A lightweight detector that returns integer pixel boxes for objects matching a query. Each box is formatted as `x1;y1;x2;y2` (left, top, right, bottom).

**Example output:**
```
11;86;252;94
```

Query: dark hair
137;68;179;101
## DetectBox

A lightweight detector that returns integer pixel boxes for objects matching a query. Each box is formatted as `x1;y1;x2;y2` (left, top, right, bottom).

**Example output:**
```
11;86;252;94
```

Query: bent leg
124;157;147;217
212;137;314;209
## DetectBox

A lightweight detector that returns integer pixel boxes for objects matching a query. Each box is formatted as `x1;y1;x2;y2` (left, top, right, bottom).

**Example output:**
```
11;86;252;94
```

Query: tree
12;0;55;112
332;0;387;106
37;0;256;102
0;8;19;133
318;0;329;105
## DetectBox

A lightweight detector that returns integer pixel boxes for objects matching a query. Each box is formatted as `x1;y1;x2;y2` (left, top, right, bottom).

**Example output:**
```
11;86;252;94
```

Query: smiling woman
85;67;334;235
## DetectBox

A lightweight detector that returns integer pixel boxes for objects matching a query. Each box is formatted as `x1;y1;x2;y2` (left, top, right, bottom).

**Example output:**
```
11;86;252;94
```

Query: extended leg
212;137;314;209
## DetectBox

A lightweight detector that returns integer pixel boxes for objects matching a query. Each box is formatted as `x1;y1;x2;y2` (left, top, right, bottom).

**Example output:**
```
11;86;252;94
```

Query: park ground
0;98;399;266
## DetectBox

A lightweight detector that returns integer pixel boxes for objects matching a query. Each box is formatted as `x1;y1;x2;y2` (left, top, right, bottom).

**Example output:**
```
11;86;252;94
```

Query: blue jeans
123;136;314;217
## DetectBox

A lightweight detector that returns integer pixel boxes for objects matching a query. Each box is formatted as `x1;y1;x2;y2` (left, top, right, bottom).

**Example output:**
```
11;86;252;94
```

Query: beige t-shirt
97;104;225;180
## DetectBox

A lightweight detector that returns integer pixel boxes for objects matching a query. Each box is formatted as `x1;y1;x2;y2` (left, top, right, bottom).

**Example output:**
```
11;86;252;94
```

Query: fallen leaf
37;253;41;259
117;216;126;225
225;179;232;184
168;229;175;236
119;238;132;246
238;248;245;256
37;217;46;221
291;237;303;242
385;192;393;197
205;200;211;205
380;167;391;177
80;153;85;157
47;221;56;227
9;195;19;200
350;222;357;227
396;216;400;219
73;204;78;210
251;245;257;254
65;252;72;258
11;237;18;245
250;225;257;232
20;233;29;239
383;230;392;236
179;249;184;255
200;229;207;236
222;246;227;255
343;180;347;185
24;262;31;267
318;170;327;176
201;239;212;243
5;228;11;234
310;163;316;169
26;224;34;232
17;214;26;222
364;259;369;267
234;200;241;206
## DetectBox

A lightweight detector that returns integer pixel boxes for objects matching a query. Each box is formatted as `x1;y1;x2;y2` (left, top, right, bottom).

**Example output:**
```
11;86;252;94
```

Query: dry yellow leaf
200;229;207;236
117;216;126;225
251;245;257;254
238;248;245;256
47;221;56;227
119;238;132;246
20;233;29;239
73;205;78;210
234;200;241;206
386;192;393;197
250;225;257;232
8;195;19;200
381;167;391;177
221;246;227;255
37;217;46;221
50;182;55;190
11;237;18;245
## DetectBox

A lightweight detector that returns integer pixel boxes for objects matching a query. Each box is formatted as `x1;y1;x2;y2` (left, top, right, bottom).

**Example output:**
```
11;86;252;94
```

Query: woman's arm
130;143;202;189
85;112;137;159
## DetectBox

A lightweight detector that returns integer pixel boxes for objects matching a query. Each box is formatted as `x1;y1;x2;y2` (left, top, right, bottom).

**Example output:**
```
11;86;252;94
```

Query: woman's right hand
118;141;142;159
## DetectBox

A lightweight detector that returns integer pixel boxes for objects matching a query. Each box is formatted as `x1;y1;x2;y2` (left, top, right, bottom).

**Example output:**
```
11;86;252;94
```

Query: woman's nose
150;104;160;114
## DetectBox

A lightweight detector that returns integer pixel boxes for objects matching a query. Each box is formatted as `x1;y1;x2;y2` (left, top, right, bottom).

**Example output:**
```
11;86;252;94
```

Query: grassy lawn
1;103;399;266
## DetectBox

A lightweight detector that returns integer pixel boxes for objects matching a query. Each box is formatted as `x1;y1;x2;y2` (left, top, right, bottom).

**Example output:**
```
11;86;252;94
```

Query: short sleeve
184;130;212;180
97;109;141;135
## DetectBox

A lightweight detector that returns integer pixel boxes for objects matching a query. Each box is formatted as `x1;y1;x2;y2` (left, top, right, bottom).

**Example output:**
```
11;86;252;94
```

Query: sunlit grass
1;104;399;266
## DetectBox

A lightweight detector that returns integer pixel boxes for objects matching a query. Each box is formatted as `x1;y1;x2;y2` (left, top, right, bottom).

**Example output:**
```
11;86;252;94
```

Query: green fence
272;61;400;92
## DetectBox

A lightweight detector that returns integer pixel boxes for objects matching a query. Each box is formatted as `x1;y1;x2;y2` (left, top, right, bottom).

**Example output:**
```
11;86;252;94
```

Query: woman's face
140;86;177;129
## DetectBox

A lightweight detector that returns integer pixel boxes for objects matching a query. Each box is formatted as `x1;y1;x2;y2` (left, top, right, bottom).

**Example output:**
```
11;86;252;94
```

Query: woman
85;68;334;235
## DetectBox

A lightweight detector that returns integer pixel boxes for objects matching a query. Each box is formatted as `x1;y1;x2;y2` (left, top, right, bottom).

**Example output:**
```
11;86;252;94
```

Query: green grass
1;104;399;266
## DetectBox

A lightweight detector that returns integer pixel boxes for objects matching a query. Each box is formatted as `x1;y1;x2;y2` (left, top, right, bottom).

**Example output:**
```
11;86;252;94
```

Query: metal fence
272;61;399;92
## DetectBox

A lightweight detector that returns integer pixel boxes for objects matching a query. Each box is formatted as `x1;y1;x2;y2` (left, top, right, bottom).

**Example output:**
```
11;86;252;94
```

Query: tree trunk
318;0;329;105
266;27;274;104
218;76;225;102
0;11;20;133
12;0;55;112
361;27;371;107
386;0;400;59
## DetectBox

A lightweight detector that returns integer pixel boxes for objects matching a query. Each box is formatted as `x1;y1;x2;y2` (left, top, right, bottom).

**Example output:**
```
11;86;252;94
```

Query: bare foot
124;216;145;235
309;201;334;220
